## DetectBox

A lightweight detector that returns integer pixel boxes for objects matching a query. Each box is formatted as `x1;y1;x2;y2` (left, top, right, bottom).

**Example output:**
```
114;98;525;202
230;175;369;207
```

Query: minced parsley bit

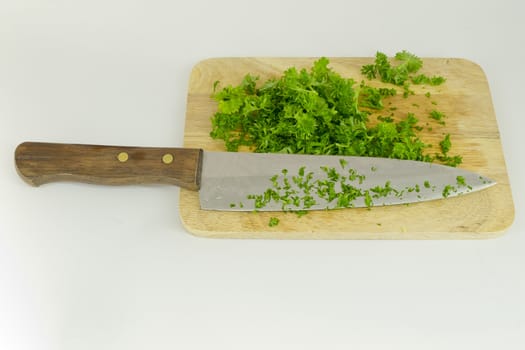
456;175;466;186
429;109;446;125
268;217;280;227
442;184;456;198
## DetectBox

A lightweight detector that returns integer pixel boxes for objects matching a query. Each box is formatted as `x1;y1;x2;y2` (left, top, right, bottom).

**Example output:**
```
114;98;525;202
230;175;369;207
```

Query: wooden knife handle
15;142;203;190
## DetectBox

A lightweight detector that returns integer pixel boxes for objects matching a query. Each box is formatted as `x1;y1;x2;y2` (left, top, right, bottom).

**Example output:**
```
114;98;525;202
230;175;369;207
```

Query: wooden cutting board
179;57;514;239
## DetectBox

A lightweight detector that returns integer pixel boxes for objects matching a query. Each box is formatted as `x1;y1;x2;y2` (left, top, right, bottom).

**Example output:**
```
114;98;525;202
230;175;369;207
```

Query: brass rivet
162;153;174;164
117;152;129;162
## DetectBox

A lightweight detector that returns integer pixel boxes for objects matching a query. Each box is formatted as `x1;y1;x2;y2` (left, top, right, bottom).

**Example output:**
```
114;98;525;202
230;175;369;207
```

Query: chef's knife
15;142;495;211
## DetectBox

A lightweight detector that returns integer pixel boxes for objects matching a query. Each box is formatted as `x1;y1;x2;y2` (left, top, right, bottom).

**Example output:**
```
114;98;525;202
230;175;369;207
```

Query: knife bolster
15;142;203;191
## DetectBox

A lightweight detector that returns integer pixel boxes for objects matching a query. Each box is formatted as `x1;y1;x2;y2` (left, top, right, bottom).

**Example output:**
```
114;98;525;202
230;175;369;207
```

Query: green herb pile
210;50;462;167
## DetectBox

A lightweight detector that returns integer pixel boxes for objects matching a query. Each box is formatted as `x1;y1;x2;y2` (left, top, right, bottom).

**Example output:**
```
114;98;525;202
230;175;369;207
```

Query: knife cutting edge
14;142;495;211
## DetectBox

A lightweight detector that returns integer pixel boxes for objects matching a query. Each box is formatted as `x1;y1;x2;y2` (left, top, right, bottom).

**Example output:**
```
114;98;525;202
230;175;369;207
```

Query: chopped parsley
247;161;457;215
210;51;461;168
435;134;463;167
245;162;475;226
456;175;466;187
268;217;280;227
429;109;446;125
361;50;445;87
442;184;455;198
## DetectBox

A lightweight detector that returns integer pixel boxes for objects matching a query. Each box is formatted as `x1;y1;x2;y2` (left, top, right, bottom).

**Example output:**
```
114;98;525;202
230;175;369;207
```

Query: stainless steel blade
198;152;495;211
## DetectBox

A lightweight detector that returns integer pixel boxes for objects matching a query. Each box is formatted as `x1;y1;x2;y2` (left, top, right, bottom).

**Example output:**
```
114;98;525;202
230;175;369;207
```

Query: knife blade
15;142;495;211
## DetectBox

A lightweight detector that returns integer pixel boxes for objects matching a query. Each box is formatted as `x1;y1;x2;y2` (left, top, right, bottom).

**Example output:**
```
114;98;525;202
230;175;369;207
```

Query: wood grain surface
15;142;203;190
180;57;514;239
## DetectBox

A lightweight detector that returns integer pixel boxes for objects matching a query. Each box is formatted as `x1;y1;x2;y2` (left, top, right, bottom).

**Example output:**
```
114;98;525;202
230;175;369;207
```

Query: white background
1;1;524;349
